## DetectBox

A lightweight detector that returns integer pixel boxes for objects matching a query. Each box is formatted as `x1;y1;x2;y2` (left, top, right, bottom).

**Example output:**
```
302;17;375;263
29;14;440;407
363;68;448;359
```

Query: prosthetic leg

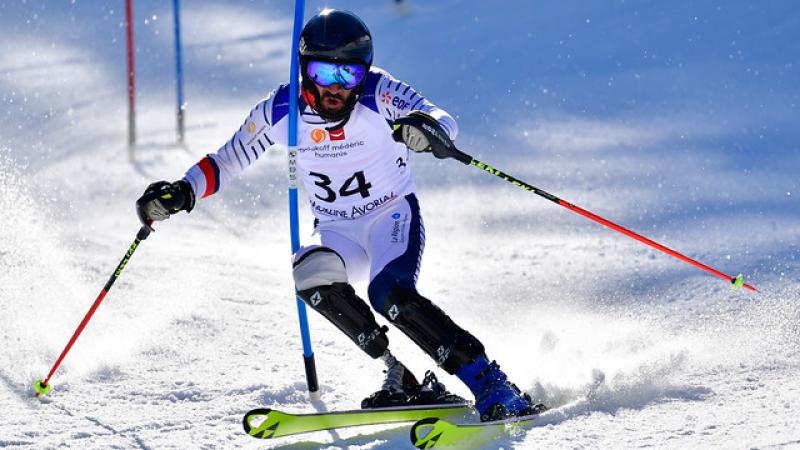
293;247;461;407
294;247;389;359
380;286;485;374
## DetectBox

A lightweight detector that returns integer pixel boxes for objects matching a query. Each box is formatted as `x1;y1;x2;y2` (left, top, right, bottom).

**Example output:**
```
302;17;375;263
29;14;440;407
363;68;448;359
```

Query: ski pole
33;223;153;397
441;147;756;292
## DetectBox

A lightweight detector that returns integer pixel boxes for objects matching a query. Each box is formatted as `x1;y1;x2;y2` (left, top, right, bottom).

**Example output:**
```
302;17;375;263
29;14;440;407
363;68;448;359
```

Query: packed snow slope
1;0;798;448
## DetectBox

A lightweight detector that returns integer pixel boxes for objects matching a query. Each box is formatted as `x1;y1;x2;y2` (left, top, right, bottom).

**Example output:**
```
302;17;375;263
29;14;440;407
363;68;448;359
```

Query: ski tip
410;417;443;449
242;408;274;436
33;379;51;397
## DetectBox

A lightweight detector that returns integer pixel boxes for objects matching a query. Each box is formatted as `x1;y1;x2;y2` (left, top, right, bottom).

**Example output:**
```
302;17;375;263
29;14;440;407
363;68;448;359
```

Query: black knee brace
382;286;484;374
297;282;389;359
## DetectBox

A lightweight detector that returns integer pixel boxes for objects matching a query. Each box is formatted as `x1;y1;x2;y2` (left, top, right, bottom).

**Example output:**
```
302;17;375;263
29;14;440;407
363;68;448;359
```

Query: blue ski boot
457;356;545;422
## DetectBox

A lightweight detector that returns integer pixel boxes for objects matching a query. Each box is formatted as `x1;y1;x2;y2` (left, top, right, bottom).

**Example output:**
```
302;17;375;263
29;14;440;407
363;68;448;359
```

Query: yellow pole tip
33;379;52;396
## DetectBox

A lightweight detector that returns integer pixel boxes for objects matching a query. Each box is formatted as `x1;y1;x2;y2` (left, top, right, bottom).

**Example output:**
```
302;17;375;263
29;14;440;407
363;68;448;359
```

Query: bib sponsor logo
351;192;396;218
390;212;408;244
310;291;322;306
329;128;345;141
311;128;346;143
311;200;349;218
309;192;397;220
381;92;411;109
311;129;327;143
299;140;364;158
391;97;410;109
245;123;268;145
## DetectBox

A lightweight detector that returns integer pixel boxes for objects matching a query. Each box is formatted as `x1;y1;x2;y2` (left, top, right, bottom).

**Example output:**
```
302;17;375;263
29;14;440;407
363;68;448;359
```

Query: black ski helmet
299;9;373;122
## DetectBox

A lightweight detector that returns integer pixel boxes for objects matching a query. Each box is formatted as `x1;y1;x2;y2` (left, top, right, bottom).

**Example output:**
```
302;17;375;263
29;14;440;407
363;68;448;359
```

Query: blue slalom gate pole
288;0;319;400
173;0;186;145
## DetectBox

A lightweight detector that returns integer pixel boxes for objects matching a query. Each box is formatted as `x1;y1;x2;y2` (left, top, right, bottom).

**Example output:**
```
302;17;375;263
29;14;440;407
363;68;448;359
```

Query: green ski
243;404;471;439
410;414;538;449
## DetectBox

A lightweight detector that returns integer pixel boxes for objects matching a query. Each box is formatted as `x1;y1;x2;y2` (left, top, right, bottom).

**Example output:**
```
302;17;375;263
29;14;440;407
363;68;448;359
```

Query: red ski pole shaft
558;199;756;291
34;225;152;397
451;152;756;292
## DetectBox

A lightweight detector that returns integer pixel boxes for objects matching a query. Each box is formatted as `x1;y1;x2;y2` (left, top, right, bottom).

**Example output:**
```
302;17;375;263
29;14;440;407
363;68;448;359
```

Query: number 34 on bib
309;170;373;203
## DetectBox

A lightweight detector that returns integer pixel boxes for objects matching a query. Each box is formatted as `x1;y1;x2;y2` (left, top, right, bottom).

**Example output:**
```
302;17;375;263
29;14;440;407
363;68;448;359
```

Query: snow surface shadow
0;56;90;75
0;440;35;447
0;369;36;404
70;406;150;450
185;30;288;50
130;144;196;179
760;439;800;449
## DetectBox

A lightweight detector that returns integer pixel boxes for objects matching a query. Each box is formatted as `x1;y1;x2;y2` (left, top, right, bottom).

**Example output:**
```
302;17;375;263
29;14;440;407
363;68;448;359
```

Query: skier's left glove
136;180;195;230
392;111;470;163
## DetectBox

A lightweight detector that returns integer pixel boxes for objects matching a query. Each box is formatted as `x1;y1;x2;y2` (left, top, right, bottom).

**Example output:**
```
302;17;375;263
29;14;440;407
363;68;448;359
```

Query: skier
136;9;543;421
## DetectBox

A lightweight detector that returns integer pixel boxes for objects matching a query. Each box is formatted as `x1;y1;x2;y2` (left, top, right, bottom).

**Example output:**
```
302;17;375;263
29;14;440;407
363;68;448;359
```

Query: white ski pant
294;193;425;310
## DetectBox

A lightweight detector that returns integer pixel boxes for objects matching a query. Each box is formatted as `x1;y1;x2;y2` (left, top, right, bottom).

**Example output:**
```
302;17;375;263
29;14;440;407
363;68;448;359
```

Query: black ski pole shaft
445;147;756;292
34;223;153;397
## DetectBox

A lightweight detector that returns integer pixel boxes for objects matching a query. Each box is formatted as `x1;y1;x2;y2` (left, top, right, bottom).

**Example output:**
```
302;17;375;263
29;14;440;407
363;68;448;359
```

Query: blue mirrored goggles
306;60;367;90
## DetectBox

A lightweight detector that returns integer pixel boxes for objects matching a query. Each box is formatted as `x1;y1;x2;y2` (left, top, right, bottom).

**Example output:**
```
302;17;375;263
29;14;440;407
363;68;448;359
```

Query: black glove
391;111;471;163
136;180;195;229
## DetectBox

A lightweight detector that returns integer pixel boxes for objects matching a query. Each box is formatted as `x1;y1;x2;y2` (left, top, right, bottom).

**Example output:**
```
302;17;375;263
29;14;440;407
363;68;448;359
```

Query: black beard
319;92;346;116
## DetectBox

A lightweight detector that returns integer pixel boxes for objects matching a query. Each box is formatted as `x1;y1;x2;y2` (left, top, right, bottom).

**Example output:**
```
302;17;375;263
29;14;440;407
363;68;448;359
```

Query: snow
1;0;798;448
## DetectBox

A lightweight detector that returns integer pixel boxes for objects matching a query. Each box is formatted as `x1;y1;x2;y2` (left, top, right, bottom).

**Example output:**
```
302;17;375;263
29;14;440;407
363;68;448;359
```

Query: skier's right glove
136;180;195;229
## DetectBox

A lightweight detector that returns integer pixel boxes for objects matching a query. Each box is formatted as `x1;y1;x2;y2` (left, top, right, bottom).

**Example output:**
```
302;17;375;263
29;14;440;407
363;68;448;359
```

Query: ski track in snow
2;0;799;448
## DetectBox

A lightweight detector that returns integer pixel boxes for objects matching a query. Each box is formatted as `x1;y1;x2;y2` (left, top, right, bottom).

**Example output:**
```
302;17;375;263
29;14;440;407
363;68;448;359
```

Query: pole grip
137;221;153;240
450;146;473;165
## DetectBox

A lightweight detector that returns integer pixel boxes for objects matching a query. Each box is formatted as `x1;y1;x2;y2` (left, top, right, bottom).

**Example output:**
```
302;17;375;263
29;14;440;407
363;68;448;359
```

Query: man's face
314;82;353;117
